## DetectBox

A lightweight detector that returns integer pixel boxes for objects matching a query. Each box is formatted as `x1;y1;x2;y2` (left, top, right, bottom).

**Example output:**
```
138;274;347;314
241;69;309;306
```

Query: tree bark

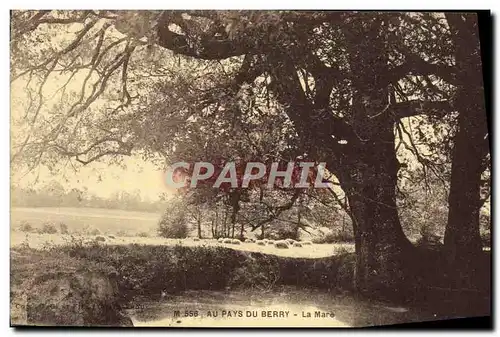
338;142;414;297
339;15;415;297
197;217;202;239
444;13;489;284
239;223;244;240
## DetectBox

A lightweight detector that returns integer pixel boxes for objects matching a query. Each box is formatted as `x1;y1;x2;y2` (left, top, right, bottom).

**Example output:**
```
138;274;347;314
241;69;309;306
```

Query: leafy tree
157;197;190;238
10;10;490;296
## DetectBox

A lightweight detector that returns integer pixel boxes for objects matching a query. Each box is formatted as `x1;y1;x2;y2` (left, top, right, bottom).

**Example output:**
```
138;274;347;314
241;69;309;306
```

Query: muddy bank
10;244;489;327
11;244;355;326
10;249;132;326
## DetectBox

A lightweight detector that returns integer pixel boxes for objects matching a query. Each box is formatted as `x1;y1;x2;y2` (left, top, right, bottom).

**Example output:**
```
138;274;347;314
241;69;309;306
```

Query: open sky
11;156;169;201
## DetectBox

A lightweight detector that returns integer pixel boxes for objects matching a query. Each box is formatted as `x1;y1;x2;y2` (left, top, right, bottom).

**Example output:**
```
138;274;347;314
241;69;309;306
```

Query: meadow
10;207;354;258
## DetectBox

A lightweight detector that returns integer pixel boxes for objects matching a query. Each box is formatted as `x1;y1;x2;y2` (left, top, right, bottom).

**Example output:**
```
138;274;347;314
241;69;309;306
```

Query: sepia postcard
10;10;491;328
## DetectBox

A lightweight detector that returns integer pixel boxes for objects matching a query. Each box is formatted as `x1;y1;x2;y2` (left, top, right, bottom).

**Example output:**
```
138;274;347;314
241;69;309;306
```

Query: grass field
11;207;160;236
10;207;354;258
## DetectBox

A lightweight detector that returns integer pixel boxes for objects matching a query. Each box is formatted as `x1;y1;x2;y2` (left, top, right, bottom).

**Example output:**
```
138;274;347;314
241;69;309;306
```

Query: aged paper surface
10;10;491;328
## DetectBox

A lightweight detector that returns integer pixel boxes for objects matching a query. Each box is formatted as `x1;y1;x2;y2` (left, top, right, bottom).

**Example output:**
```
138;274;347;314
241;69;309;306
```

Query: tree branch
393;100;455;119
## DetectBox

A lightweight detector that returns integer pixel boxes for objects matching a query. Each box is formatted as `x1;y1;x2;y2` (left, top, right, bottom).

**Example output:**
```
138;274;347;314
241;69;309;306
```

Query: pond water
127;287;445;328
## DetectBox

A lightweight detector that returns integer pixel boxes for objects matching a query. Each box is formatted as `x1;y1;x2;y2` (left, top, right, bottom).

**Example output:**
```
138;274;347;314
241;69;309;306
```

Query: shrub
231;239;242;245
223;238;233;244
95;236;106;242
108;235;116;239
137;232;149;238
481;232;491;247
312;231;355;244
256;240;266;246
157;210;189;239
12;243;359;313
18;221;33;233
416;225;442;248
285;238;296;245
267;239;275;244
292;242;303;248
59;222;69;235
301;241;313;246
193;237;200;241
39;222;58;234
89;228;101;236
116;230;129;237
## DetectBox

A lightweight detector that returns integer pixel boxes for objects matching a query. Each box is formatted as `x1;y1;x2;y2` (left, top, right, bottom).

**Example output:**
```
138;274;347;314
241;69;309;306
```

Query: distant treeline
11;181;166;213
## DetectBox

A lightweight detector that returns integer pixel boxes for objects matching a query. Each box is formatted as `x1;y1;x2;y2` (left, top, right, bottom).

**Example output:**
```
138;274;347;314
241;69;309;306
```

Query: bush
18;221;33;233
12;243;358;314
416;225;442;248
116;230;129;237
59;222;69;235
157;211;189;239
39;222;58;234
313;231;355;244
137;232;149;238
89;228;101;236
481;232;491;247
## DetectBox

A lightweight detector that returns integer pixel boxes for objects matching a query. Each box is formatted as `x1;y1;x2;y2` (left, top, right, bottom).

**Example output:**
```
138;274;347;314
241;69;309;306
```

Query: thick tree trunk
445;122;484;282
340;16;415;298
444;13;489;284
338;125;415;298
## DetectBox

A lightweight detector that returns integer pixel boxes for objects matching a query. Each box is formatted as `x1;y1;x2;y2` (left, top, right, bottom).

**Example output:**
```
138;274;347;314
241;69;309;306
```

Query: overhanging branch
393;100;455;119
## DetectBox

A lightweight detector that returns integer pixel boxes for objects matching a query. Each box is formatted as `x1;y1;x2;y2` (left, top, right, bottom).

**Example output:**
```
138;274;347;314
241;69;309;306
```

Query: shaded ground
127;287;444;327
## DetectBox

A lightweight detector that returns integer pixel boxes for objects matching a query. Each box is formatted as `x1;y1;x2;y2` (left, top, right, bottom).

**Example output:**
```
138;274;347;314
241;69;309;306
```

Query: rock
26;271;132;327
